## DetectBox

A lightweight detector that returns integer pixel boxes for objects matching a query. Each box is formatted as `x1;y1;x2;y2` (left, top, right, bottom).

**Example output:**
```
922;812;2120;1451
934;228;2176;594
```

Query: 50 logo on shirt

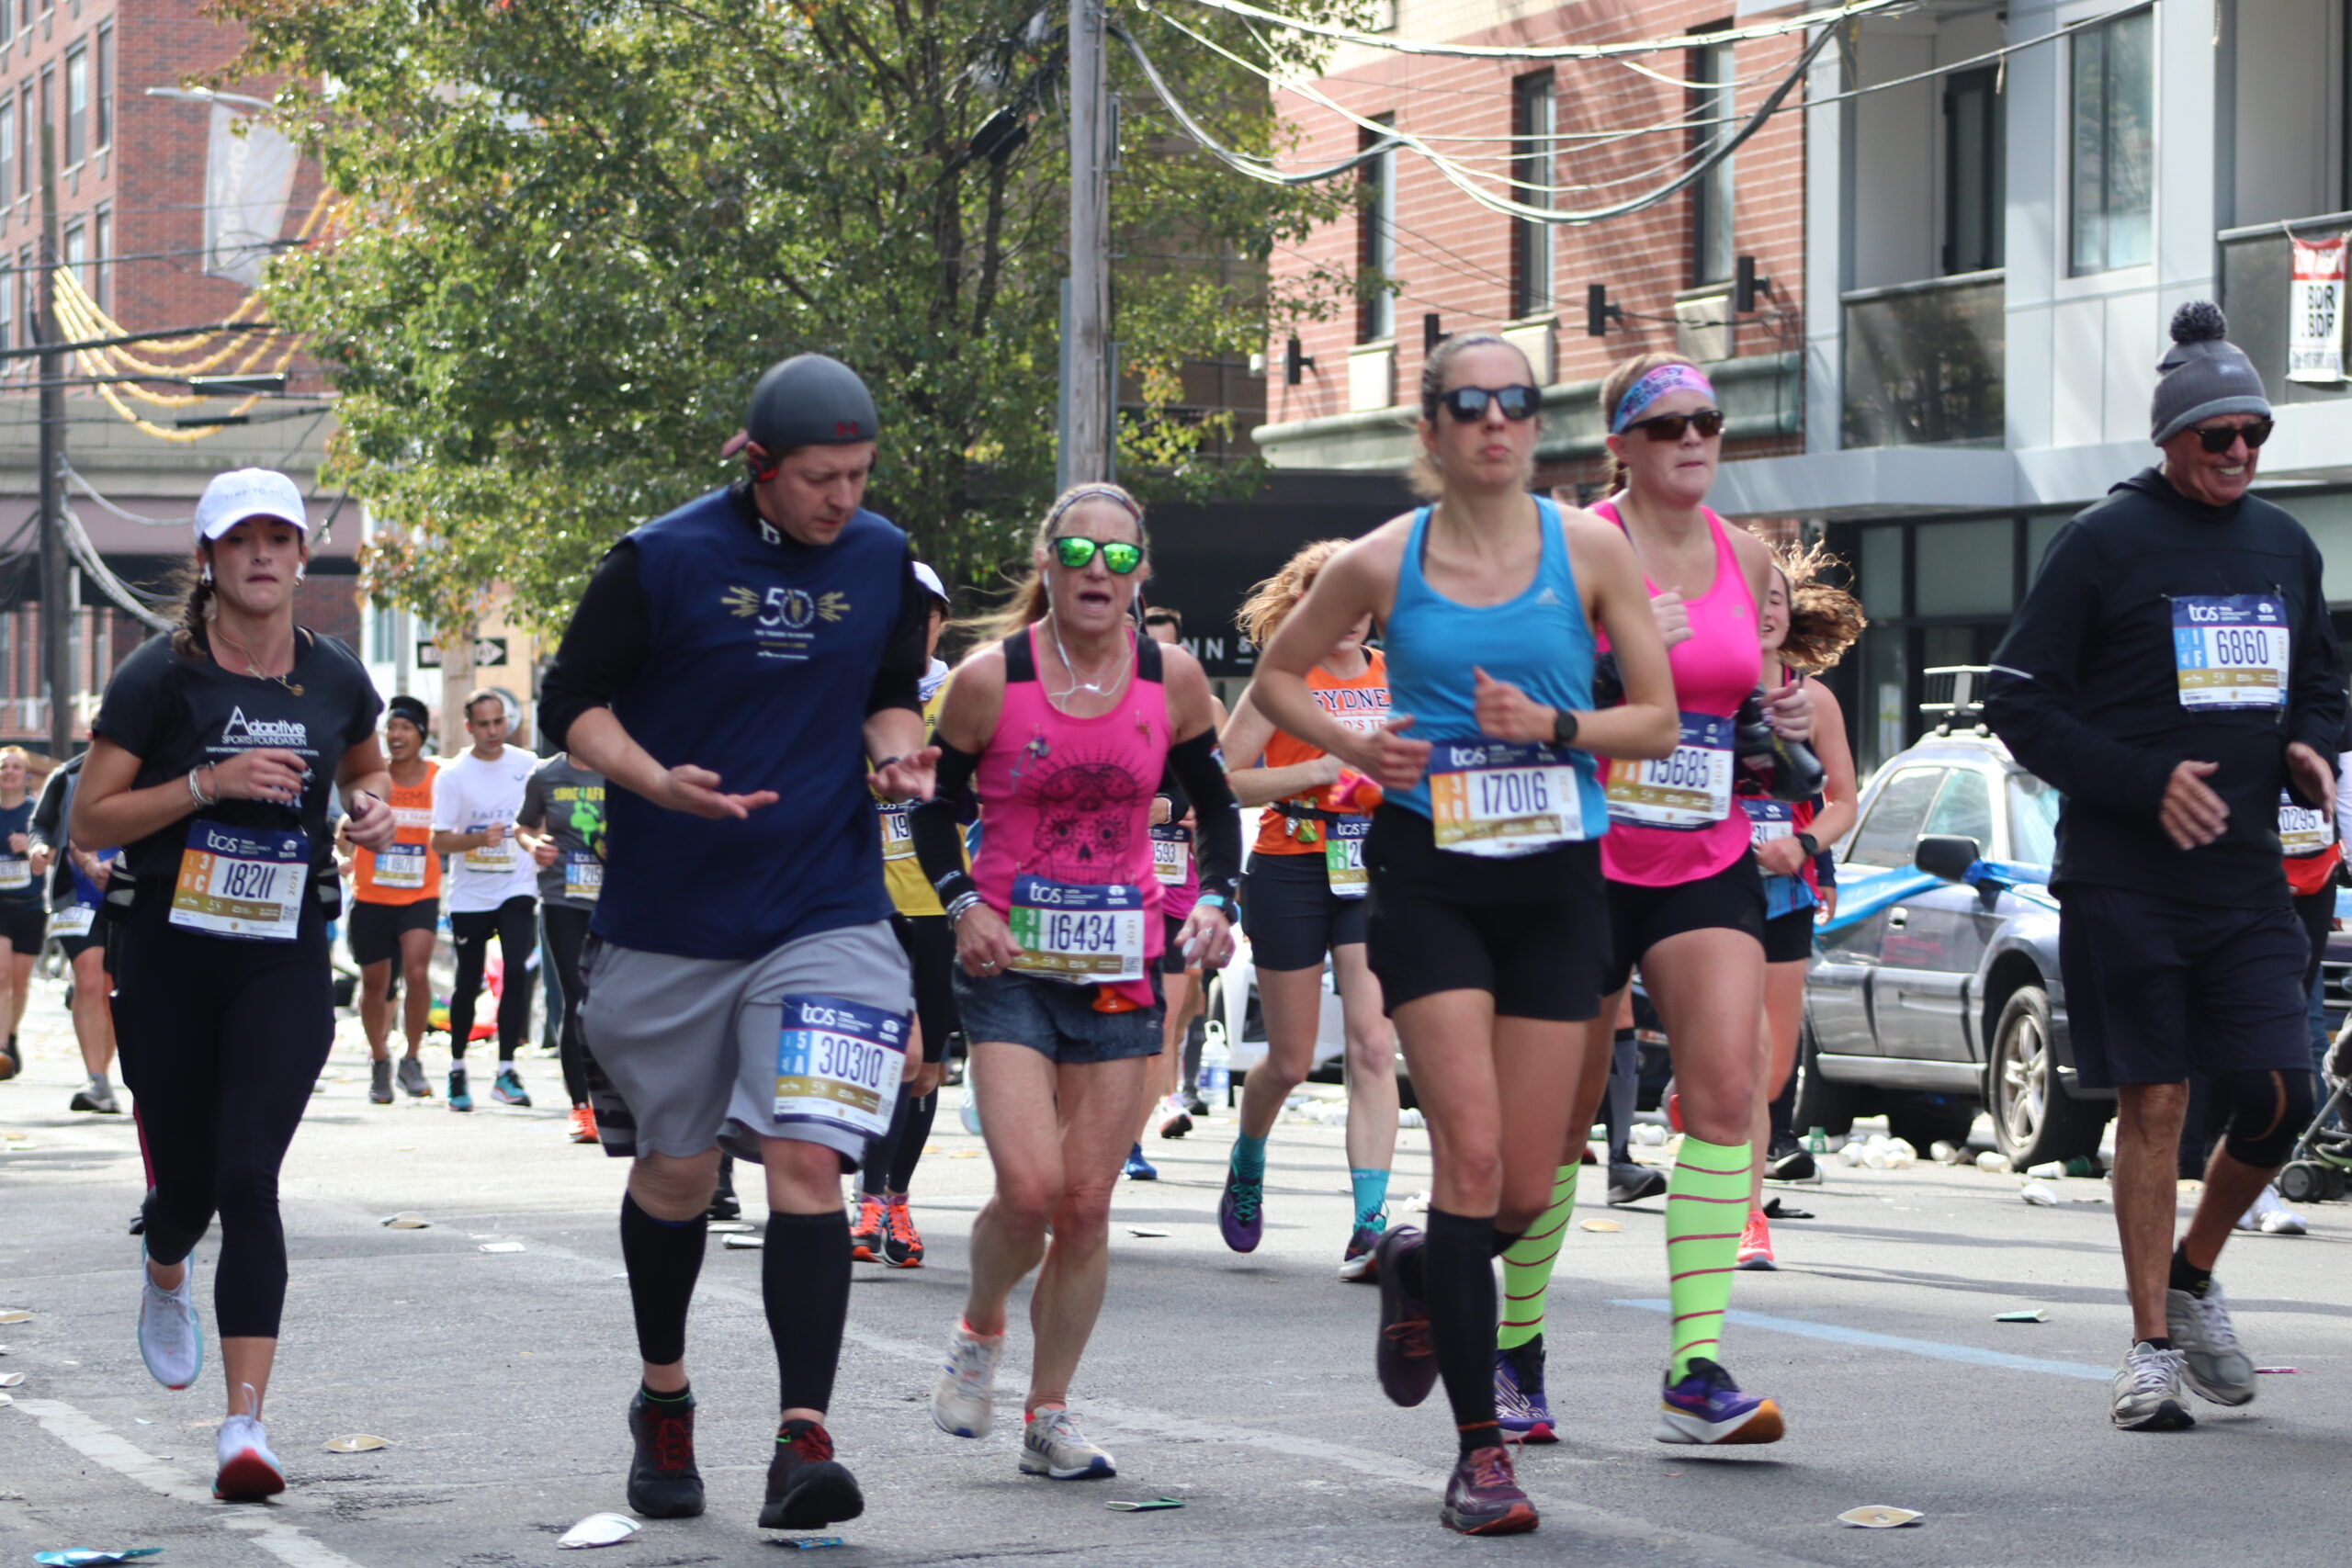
721;583;854;662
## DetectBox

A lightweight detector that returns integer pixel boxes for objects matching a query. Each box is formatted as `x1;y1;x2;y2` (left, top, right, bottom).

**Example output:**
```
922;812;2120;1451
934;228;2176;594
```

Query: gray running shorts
580;920;912;1170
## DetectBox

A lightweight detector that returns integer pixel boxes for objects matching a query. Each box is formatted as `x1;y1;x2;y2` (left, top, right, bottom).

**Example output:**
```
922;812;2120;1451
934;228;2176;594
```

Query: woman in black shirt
73;468;395;1503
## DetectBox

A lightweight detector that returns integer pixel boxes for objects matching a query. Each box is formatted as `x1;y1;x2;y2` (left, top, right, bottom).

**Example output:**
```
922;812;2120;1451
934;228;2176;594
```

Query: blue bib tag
773;994;908;1140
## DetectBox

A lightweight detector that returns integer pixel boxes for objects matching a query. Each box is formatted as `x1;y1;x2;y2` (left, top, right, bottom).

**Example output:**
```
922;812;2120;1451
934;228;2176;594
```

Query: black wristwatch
1794;831;1822;859
1551;706;1580;747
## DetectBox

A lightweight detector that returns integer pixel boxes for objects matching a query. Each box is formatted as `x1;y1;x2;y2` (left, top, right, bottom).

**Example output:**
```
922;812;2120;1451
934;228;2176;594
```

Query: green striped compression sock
1497;1164;1577;1352
1664;1136;1751;1379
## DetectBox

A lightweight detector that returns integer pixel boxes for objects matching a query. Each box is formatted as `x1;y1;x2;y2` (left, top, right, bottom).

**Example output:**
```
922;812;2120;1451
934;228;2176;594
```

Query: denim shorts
952;964;1165;1065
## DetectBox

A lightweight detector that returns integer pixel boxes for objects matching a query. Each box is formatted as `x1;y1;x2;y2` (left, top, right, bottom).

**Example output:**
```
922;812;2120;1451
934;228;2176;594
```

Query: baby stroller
2276;1024;2352;1203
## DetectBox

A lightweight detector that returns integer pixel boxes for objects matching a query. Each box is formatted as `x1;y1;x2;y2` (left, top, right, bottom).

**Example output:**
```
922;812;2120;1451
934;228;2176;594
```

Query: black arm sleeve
1167;727;1241;903
865;552;929;719
911;739;981;908
537;542;650;754
2287;535;2348;775
1156;767;1191;822
30;762;65;849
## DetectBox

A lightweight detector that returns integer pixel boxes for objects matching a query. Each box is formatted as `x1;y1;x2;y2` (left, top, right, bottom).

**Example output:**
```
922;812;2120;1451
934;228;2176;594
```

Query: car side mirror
1915;834;1983;884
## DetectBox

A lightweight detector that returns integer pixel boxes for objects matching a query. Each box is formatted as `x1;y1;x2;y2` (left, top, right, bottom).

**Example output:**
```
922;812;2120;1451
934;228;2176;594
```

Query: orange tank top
353;758;441;906
1252;649;1391;857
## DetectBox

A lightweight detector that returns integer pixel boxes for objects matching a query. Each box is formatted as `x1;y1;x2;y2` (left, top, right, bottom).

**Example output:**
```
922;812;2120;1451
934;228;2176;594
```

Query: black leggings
449;895;535;1063
863;913;958;1197
110;898;334;1339
540;903;592;1108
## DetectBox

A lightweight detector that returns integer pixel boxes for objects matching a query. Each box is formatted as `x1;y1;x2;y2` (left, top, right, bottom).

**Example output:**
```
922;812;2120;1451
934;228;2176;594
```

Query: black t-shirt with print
92;630;382;888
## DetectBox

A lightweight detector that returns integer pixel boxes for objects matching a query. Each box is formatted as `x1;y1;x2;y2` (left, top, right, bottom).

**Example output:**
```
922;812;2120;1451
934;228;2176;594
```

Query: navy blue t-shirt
538;484;927;961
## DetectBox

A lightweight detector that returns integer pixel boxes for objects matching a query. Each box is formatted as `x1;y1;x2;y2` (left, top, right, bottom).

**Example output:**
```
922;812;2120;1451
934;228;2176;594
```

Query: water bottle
1199;1020;1232;1104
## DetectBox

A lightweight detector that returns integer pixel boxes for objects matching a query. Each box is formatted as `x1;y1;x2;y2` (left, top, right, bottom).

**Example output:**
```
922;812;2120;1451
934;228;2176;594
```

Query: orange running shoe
1735;1208;1777;1271
850;1194;886;1262
882;1195;924;1268
569;1104;599;1145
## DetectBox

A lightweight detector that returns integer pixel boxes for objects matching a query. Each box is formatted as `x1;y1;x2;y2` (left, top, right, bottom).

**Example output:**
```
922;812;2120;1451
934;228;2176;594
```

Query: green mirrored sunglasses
1052;536;1144;574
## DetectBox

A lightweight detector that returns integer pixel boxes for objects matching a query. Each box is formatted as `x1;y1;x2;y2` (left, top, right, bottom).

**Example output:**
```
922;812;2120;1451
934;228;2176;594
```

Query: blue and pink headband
1611;364;1717;434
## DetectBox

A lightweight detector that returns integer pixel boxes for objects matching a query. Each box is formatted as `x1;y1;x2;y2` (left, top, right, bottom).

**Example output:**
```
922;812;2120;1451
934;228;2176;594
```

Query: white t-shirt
432;745;542;913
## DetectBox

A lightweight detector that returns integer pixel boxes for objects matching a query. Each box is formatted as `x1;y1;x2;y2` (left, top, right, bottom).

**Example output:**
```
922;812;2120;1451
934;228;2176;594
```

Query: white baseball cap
194;468;309;544
912;560;951;611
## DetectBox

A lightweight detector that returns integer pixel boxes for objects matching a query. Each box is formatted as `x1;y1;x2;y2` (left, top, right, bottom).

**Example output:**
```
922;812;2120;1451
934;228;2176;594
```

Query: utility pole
1062;0;1110;488
36;124;70;763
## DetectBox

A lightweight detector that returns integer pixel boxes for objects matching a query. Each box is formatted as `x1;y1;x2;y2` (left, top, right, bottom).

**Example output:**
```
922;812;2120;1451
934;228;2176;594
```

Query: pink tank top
1592;502;1761;887
972;625;1170;1002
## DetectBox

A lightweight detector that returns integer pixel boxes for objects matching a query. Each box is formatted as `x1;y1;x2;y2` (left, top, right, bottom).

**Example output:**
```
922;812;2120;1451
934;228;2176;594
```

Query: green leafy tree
217;0;1371;630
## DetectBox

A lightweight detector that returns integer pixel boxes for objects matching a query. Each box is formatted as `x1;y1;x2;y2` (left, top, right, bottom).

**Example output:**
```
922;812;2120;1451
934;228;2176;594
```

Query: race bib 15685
1605;713;1735;831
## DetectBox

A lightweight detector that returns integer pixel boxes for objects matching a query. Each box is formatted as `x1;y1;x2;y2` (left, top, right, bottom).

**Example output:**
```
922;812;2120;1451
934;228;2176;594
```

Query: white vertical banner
2287;233;2347;384
201;104;299;288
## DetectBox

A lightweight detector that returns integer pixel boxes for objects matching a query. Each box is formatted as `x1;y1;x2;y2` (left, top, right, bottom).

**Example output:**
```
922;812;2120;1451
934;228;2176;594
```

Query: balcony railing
2217;213;2352;407
1841;270;2005;448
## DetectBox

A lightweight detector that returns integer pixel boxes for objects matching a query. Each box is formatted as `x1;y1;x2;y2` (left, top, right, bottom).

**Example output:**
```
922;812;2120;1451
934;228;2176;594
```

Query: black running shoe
1373;1224;1438;1407
626;1390;706;1518
1766;1143;1817;1182
758;1418;864;1529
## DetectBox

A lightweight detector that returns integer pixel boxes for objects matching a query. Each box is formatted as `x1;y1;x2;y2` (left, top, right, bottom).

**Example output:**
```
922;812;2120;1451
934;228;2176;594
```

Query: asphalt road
4;983;2349;1568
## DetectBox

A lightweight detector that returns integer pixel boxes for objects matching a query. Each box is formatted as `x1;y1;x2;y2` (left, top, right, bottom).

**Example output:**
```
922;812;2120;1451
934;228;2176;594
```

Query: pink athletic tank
972;624;1170;1003
1592;501;1761;886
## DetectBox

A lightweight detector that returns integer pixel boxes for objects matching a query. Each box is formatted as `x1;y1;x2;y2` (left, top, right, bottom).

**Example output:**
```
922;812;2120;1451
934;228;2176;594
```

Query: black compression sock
2169;1242;2213;1299
763;1210;853;1415
641;1382;692;1404
2139;1337;2173;1351
1421;1208;1500;1454
619;1193;707;1367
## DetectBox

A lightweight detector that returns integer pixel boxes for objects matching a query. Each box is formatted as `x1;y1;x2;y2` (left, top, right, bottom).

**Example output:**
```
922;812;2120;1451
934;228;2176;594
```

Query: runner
429;691;540;1111
1248;333;1677;1533
1735;546;1861;1269
537;351;933;1532
916;482;1240;1483
1984;303;2345;1430
74;466;396;1500
341;694;439;1104
1140;606;1214;1137
0;747;51;1079
31;749;119;1112
516;747;608;1144
1489;353;1817;1450
1216;539;1401;1278
851;560;957;1265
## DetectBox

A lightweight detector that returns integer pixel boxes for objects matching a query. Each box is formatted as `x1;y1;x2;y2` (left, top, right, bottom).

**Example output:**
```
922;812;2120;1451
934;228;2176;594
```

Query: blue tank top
1383;496;1606;833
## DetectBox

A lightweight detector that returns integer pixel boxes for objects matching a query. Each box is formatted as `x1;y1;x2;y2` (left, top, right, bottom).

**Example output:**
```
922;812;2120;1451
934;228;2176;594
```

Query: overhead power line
1163;0;1903;62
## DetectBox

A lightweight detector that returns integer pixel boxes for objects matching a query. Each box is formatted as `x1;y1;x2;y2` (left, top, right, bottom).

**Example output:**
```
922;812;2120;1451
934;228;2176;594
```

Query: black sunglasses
1625;408;1726;442
1433;384;1542;423
2193;419;2273;454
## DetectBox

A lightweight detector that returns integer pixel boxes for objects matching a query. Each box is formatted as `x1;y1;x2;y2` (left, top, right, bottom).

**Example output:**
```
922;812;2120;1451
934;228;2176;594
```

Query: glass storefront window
1860;621;1907;781
1860;524;1905;625
1914;519;2015;616
2026;514;2066;582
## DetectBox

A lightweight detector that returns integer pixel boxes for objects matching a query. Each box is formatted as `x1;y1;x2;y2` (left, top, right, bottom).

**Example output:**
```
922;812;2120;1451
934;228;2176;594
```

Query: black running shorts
1363;805;1606;1022
347;897;440;970
1601;852;1767;996
2057;882;2312;1089
1760;903;1815;964
1241;849;1367;971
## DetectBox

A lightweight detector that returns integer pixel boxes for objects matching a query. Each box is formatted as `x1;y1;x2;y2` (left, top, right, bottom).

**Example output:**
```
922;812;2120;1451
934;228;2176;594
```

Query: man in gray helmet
540;353;936;1535
1987;303;2345;1434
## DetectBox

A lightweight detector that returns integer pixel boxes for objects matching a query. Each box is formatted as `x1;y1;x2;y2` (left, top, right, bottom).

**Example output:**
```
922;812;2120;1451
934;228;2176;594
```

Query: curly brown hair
1768;536;1867;673
1235;538;1349;649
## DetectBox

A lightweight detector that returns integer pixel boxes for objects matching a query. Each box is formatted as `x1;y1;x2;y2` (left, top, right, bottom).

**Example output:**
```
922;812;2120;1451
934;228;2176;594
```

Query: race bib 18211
2172;594;2289;710
1427;740;1588;858
1604;713;1736;831
772;994;907;1142
1007;876;1148;982
170;821;308;942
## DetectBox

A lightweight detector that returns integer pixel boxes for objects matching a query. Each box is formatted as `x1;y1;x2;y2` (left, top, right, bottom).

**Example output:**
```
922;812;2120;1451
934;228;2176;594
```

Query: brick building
0;0;349;750
1254;0;1810;500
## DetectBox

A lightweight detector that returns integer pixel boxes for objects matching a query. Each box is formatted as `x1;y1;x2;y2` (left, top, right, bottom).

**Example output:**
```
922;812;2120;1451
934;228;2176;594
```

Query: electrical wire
1164;0;1904;62
60;461;192;527
1112;19;1400;183
61;504;175;629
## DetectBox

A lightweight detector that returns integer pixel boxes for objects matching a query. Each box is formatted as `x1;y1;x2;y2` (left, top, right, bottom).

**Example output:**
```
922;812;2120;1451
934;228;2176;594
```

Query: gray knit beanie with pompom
2150;300;2271;445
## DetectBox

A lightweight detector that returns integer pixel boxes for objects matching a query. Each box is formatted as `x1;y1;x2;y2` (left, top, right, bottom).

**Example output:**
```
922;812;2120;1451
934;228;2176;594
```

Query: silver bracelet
944;890;983;926
187;767;217;808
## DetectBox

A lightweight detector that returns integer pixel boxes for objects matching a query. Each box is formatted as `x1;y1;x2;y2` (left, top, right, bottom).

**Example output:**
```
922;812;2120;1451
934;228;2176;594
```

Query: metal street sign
415;637;508;669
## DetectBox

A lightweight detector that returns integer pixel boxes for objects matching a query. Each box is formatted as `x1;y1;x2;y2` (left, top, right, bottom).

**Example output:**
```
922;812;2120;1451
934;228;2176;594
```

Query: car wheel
1790;1022;1858;1140
1986;984;2106;1167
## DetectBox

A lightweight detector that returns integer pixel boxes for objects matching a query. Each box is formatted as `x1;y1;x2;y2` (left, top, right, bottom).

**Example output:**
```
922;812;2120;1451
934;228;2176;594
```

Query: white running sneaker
2166;1280;2256;1406
2235;1185;2308;1235
214;1385;285;1500
137;1249;202;1392
1018;1406;1115;1479
2109;1341;2194;1431
931;1324;1001;1438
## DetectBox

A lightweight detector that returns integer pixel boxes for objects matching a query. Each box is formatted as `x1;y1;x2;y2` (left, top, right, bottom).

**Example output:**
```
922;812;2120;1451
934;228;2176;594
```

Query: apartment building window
2068;7;2153;275
91;21;105;149
0;267;13;353
1690;30;1736;287
37;66;49;173
0;99;13;210
17;85;28;197
61;220;81;302
1943;67;2004;274
1511;72;1555;320
1359;118;1396;343
1;0;11;47
16;245;29;354
61;43;80;165
88;201;103;304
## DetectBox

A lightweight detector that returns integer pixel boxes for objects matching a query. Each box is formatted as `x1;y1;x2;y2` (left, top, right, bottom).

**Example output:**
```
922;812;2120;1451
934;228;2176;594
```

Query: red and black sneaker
626;1389;705;1518
849;1194;886;1262
758;1418;865;1529
1442;1445;1539;1535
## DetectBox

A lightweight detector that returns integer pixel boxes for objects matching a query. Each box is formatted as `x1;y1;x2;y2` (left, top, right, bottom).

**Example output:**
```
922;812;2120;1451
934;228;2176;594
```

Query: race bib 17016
1604;713;1736;831
1007;876;1148;982
170;821;309;942
772;994;907;1142
2173;594;2288;710
1428;740;1588;858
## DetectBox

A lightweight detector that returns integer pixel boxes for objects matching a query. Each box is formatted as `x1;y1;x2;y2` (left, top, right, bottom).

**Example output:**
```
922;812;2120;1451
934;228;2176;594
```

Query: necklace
1046;615;1131;706
210;622;303;698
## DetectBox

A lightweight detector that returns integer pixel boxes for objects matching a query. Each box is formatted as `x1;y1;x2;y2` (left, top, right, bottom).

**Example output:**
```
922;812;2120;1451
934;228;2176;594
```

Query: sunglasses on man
1623;408;1727;442
2191;418;2273;454
1051;536;1145;574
